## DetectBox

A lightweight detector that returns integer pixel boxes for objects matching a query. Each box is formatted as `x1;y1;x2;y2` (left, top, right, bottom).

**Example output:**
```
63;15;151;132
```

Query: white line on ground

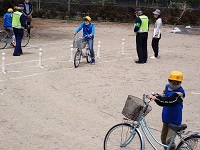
0;68;72;82
49;57;57;60
0;56;65;67
29;65;48;68
0;57;133;82
191;92;200;95
25;41;71;49
6;71;21;73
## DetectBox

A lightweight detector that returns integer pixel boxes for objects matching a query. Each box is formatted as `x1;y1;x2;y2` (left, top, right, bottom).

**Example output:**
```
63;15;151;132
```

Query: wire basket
73;37;87;49
122;95;152;121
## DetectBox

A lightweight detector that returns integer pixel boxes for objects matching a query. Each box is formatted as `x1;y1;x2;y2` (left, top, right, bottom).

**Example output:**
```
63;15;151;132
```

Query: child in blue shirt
148;70;185;150
74;16;95;65
3;8;15;45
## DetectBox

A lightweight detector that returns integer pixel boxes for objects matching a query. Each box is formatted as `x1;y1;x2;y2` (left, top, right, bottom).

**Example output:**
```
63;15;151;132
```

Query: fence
32;0;200;11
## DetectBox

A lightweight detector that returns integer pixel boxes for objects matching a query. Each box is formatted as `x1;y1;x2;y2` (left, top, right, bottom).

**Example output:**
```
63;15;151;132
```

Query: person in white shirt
150;9;162;59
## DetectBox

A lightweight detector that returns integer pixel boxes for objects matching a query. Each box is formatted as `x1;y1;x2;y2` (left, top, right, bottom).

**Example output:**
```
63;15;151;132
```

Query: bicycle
0;28;30;49
73;35;91;68
104;94;200;150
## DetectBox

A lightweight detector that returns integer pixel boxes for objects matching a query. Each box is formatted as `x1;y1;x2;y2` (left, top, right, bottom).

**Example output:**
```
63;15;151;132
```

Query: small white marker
2;52;6;74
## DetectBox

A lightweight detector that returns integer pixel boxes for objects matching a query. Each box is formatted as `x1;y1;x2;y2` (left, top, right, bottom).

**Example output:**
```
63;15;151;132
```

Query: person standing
150;9;162;59
23;0;33;35
74;16;95;65
3;8;15;45
134;8;149;64
148;70;185;150
12;4;30;56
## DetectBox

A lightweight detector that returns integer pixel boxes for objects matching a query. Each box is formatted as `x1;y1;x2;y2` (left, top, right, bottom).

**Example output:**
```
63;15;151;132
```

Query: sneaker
90;59;95;65
150;56;156;59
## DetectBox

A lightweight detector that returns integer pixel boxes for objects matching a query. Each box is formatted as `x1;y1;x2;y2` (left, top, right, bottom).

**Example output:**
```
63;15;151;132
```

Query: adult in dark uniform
12;4;30;56
134;8;149;64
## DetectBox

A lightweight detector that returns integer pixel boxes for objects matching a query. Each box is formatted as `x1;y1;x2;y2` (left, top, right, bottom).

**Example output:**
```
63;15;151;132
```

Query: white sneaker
150;56;156;59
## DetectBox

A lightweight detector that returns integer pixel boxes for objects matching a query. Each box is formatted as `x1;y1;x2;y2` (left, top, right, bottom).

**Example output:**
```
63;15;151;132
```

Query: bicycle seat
169;124;187;132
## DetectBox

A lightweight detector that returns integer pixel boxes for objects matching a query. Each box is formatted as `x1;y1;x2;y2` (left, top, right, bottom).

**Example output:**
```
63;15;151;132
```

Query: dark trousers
13;28;24;55
136;32;148;63
26;17;31;34
27;21;31;34
151;34;161;58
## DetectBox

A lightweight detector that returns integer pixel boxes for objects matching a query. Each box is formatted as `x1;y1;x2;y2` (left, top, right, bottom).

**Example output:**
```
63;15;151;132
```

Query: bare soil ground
0;18;200;150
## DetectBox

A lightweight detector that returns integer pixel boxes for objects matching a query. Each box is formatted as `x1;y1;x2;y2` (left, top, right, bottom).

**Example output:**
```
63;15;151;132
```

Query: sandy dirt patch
0;18;200;150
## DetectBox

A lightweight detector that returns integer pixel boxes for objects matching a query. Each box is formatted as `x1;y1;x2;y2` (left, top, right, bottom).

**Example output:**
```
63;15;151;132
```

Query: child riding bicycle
74;16;95;65
3;8;15;46
148;70;185;150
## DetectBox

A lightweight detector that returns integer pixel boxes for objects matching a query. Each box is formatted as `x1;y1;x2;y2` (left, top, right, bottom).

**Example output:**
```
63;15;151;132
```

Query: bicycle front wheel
104;123;142;150
176;133;200;150
0;30;8;49
86;49;91;63
74;49;81;68
21;30;30;47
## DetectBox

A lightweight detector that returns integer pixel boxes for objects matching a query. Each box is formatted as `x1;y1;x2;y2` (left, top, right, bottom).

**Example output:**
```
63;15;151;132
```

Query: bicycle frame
122;115;177;150
122;97;179;150
140;116;176;150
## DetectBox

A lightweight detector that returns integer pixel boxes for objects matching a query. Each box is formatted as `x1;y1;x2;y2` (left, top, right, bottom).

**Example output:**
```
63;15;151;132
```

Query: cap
135;8;142;13
83;16;91;22
153;9;161;15
18;4;24;10
168;70;183;82
7;8;13;13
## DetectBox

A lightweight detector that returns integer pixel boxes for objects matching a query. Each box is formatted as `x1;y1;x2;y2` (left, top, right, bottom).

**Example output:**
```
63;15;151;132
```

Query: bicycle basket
73;37;87;49
122;95;152;121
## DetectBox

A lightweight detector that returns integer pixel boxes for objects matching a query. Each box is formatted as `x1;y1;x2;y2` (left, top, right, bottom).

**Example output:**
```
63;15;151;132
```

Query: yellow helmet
169;70;183;82
83;16;91;21
7;8;13;13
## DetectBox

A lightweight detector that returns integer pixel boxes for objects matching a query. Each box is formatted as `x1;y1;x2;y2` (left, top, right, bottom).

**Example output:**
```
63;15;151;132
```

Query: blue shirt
162;84;185;125
3;12;12;27
75;22;95;39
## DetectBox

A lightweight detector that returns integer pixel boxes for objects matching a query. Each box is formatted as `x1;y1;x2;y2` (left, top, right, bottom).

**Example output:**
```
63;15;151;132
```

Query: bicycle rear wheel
21;30;30;47
74;49;81;68
104;123;142;150
0;30;8;49
176;133;200;150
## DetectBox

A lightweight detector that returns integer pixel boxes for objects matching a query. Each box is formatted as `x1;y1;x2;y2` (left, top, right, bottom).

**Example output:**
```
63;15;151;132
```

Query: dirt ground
0;18;200;150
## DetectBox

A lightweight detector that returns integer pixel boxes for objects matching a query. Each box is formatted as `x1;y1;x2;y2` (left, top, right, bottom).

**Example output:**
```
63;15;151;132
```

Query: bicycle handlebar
143;94;150;105
73;34;92;40
142;94;152;115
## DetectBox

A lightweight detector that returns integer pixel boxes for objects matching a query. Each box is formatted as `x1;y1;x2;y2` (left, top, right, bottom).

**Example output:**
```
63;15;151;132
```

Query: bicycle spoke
0;31;8;49
74;50;81;68
104;123;142;150
176;134;200;150
21;31;30;47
